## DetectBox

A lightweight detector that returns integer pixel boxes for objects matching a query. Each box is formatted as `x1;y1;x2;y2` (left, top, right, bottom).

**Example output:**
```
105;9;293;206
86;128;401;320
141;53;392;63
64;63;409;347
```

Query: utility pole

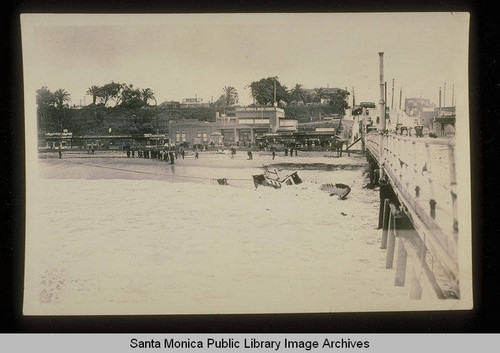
379;52;386;131
391;79;395;110
438;87;442;119
352;86;355;109
273;77;277;107
378;52;386;180
384;81;387;121
452;84;455;107
443;82;446;106
399;85;402;110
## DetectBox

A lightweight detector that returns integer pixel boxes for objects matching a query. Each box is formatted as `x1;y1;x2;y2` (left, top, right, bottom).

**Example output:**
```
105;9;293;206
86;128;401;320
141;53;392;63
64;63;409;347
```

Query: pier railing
365;131;459;298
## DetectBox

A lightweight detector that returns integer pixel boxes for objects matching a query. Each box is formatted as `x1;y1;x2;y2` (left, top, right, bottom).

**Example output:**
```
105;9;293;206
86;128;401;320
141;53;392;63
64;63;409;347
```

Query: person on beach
181;149;185;159
58;146;62;159
195;151;199;159
169;151;175;164
132;149;135;158
247;150;253;160
289;148;293;157
295;148;298;157
231;147;236;159
284;147;288;156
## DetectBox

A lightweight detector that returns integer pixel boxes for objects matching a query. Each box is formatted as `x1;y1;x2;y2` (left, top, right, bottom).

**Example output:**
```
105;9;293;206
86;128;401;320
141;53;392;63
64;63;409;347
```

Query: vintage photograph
21;13;471;315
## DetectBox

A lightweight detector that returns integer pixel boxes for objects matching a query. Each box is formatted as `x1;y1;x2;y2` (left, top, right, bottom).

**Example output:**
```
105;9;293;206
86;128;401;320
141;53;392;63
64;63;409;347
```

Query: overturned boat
253;167;303;189
319;183;351;199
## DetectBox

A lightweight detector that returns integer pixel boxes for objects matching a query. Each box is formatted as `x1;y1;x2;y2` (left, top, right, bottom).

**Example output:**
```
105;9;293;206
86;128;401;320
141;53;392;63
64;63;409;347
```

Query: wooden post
380;199;391;249
386;212;396;269
378;179;391;229
394;238;408;287
448;142;459;233
409;266;423;299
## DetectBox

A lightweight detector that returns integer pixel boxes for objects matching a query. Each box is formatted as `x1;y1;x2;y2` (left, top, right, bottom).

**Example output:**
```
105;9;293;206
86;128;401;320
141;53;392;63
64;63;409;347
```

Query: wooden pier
364;131;459;299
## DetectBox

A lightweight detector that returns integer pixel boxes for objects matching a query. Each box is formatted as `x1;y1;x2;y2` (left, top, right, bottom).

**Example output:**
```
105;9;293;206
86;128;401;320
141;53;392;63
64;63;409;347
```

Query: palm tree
290;84;307;104
313;87;327;103
141;88;155;105
222;86;238;114
53;89;71;109
86;85;101;105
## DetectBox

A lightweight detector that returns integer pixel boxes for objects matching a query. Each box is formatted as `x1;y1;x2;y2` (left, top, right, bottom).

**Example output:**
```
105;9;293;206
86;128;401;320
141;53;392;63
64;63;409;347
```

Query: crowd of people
124;146;182;165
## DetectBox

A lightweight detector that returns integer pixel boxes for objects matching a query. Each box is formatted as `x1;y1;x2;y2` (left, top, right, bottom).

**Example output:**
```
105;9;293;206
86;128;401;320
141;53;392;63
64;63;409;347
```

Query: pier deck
364;131;459;299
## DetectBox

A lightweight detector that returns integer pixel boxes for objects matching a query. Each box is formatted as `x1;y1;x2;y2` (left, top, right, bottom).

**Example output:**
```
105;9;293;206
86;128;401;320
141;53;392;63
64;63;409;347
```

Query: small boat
319;183;351;199
253;167;302;189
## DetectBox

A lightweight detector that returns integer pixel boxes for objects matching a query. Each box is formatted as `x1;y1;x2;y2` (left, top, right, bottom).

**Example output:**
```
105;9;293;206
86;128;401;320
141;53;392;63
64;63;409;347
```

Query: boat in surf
253;167;303;189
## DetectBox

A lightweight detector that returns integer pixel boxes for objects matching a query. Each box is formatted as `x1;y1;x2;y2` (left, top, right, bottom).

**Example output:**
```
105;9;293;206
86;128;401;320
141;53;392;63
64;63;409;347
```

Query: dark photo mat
1;0;498;333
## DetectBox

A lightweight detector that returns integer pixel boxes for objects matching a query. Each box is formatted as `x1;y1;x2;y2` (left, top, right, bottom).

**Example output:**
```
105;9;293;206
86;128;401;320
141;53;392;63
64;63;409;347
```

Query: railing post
412;140;419;197
448;142;459;233
424;142;436;218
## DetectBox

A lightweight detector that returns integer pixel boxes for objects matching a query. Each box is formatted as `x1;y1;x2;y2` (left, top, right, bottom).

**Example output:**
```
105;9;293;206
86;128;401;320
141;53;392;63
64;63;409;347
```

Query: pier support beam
380;199;390;248
394;238;408;286
386;204;405;269
378;179;391;229
385;210;396;269
409;267;423;300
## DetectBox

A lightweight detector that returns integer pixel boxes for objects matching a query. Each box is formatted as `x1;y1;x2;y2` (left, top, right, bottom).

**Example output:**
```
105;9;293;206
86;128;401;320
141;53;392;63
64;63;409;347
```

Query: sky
21;13;469;108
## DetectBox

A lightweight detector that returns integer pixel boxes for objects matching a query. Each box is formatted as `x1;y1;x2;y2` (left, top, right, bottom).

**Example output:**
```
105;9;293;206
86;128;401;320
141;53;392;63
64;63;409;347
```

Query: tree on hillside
120;84;144;109
36;86;56;108
36;86;57;130
98;81;124;106
86;85;101;105
289;84;308;104
328;89;350;116
222;86;238;106
312;87;328;103
217;86;238;113
53;89;71;109
141;88;156;106
248;77;289;106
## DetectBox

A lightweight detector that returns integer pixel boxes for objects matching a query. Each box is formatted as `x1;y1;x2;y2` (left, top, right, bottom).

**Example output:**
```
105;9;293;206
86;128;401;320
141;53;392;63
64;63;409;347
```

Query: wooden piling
394;238;408;286
380;199;390;249
409;267;423;300
386;212;396;269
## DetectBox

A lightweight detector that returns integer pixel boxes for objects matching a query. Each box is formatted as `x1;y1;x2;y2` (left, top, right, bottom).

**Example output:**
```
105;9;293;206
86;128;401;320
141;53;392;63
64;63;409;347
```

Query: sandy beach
24;150;418;315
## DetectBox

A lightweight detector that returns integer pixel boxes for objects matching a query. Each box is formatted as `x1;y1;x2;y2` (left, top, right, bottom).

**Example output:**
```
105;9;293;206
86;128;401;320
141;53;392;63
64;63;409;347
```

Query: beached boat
319;183;351;199
253;167;303;189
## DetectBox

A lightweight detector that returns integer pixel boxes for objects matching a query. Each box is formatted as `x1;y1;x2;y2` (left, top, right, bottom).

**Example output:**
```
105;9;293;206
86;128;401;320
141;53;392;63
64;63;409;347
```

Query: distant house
180;97;210;108
161;101;181;109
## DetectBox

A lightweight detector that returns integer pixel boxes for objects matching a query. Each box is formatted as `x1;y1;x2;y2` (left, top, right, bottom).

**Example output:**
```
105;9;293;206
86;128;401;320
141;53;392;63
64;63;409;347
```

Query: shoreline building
168;119;222;148
217;107;298;144
404;98;436;129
